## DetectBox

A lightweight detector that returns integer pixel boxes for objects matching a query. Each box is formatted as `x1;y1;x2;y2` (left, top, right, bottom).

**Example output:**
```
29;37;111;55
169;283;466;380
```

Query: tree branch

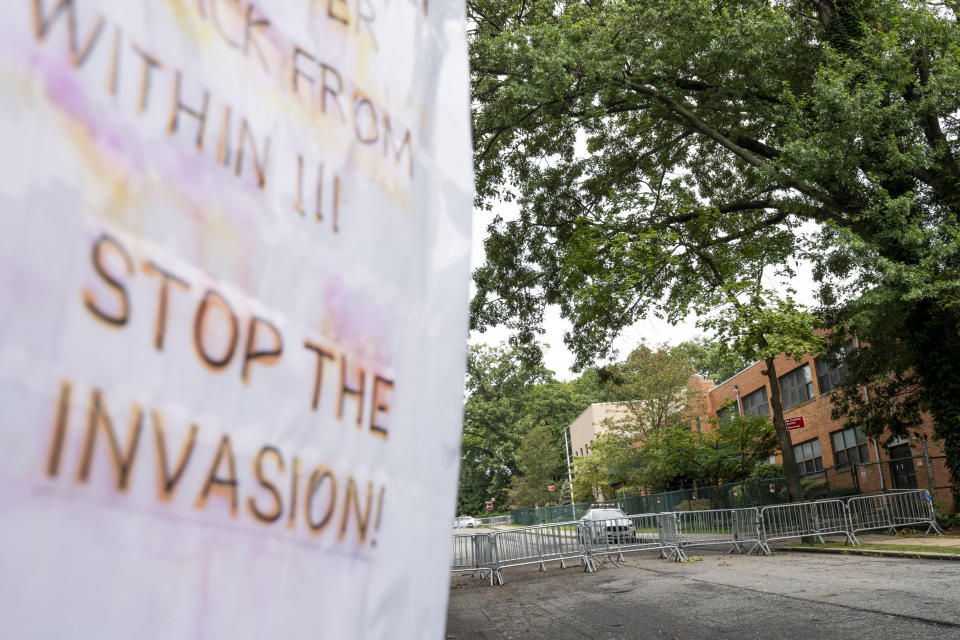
628;81;854;215
807;0;835;29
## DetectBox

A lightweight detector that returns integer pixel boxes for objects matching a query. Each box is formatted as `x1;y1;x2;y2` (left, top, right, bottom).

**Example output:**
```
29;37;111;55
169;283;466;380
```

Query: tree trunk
763;356;803;502
912;305;960;507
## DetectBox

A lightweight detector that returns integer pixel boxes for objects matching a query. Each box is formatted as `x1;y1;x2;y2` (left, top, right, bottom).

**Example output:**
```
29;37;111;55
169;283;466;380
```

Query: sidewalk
859;533;960;548
781;533;960;560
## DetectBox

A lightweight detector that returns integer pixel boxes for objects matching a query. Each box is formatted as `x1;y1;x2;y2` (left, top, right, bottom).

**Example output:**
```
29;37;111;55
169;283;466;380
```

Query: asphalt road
447;550;960;639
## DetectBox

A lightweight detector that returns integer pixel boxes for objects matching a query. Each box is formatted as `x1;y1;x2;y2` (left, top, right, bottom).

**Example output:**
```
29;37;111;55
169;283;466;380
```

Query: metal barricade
454;490;946;586
487;521;588;584
812;499;856;545
657;512;685;561
759;503;817;553
677;508;763;556
582;513;672;568
847;489;943;539
450;533;496;584
476;515;512;527
761;501;859;551
733;508;764;554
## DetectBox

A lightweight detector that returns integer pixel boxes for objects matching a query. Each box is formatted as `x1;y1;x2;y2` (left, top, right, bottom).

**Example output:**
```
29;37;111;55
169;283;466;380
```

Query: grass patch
804;541;960;555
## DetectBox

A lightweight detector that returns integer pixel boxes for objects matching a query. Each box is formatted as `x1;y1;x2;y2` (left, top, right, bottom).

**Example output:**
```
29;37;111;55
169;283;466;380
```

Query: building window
831;427;868;467
779;365;814;410
716;402;739;424
815;347;850;394
741;387;770;417
793;438;823;476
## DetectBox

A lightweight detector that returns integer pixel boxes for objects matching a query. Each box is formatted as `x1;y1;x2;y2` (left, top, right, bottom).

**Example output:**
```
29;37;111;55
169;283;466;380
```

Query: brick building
705;353;954;512
567;353;955;512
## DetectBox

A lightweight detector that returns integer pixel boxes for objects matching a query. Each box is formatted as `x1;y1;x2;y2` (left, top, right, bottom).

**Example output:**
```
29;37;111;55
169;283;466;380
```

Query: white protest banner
0;1;472;637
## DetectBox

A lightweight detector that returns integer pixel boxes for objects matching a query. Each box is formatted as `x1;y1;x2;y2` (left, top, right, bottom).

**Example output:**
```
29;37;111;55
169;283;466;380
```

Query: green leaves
470;0;960;361
458;342;607;513
674;338;750;383
574;414;779;494
470;0;960;500
509;424;563;508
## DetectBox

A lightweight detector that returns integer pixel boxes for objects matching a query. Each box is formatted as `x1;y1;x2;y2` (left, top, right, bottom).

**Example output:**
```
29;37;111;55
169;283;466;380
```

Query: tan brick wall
568;403;630;459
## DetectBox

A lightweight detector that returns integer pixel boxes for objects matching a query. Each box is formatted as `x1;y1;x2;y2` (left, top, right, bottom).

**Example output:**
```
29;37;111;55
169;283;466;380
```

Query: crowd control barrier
677;507;764;556
451;489;943;585
847;489;943;539
581;513;681;567
487;522;588;585
450;533;496;584
759;500;857;552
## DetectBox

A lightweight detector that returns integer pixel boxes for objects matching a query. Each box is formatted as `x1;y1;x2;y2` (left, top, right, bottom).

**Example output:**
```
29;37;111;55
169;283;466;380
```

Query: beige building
568;402;630;460
569;376;714;460
567;376;714;500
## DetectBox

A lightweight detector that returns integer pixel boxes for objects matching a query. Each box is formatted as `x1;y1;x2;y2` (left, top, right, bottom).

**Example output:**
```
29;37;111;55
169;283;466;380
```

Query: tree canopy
604;342;699;434
674;338;750;384
508;424;564;508
458;342;607;514
469;0;960;498
573;415;779;496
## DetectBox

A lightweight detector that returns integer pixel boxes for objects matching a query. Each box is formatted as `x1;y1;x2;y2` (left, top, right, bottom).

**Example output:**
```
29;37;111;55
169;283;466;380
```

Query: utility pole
920;435;937;509
563;426;575;520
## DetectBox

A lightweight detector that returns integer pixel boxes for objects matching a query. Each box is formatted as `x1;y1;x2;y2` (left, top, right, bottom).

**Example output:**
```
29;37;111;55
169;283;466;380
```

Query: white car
454;516;479;529
578;506;636;544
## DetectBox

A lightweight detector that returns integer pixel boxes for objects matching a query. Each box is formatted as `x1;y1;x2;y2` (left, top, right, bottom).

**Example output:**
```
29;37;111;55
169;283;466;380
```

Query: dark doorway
888;444;918;489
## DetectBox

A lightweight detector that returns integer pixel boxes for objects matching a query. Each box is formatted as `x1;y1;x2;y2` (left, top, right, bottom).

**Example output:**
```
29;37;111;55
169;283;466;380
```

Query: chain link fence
459;489;942;586
509;455;956;525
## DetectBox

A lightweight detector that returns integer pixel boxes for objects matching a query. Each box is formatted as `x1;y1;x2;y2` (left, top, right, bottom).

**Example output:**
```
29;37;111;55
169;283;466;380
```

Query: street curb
779;546;960;561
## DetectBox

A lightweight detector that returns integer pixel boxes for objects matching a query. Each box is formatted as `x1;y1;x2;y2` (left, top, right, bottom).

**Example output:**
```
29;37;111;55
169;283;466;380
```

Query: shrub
750;463;784;479
675;498;712;512
800;477;831;501
935;506;960;529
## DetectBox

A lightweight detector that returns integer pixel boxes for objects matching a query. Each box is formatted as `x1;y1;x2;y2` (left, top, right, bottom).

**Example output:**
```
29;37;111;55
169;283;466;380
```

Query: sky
467;206;819;381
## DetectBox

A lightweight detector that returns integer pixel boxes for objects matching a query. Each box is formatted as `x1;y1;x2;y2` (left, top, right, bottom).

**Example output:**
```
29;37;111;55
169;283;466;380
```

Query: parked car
578;506;636;544
454;516;479;529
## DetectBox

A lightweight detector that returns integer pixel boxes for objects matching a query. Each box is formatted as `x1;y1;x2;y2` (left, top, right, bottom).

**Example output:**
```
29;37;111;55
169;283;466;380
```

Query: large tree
469;0;960;496
508;424;565;508
604;342;699;435
674;337;750;384
574;414;779;494
458;342;605;514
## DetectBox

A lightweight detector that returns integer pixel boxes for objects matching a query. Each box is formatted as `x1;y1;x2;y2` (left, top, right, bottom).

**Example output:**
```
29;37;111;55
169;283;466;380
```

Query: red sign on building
785;416;805;430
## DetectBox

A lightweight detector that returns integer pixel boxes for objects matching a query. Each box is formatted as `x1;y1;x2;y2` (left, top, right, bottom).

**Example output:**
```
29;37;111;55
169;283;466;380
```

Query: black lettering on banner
32;0;105;68
338;355;365;427
76;389;143;491
193;288;239;370
194;434;239;516
306;466;337;533
241;316;283;384
83;234;133;327
153;411;198;500
248;446;285;523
